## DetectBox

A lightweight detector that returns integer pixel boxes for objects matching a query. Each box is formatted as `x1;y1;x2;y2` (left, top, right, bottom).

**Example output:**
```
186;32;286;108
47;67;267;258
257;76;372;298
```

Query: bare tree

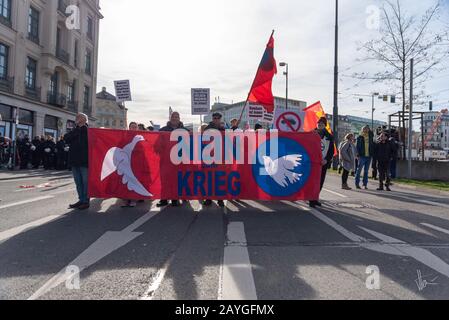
354;0;449;158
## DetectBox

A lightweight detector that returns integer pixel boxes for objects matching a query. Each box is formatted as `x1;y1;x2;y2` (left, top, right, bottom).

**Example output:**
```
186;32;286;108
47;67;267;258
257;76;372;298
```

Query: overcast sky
96;0;449;126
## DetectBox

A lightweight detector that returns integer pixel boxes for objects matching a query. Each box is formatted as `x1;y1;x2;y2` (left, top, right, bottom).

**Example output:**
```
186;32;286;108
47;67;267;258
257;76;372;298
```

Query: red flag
247;33;277;113
303;101;338;156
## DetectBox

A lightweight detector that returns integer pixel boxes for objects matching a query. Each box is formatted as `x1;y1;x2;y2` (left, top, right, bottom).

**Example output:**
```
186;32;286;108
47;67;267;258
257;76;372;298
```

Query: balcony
47;92;67;107
56;48;70;65
0;77;14;93
27;33;40;45
0;15;12;28
67;100;78;113
24;84;41;101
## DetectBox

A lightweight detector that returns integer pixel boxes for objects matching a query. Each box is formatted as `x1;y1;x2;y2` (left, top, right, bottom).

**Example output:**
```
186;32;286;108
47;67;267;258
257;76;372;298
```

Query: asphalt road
1;170;449;300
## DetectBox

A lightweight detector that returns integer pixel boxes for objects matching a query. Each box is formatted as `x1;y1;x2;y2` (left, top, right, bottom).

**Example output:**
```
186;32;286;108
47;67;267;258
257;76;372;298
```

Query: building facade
95;87;127;129
327;114;387;143
204;97;307;128
422;110;449;150
0;0;102;140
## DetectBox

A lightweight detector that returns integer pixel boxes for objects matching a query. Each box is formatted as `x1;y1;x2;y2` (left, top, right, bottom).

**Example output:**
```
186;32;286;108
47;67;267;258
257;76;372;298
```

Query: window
67;81;75;102
0;43;8;79
83;85;90;108
74;40;79;67
85;49;92;74
25;57;37;89
87;16;93;40
49;72;58;95
28;6;40;44
0;0;11;25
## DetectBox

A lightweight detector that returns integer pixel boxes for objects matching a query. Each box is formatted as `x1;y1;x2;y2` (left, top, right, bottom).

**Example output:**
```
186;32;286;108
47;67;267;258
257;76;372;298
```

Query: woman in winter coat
339;133;355;190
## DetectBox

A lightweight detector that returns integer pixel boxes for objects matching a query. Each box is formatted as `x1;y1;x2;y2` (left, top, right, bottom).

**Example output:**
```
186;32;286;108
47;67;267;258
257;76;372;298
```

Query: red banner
88;129;323;201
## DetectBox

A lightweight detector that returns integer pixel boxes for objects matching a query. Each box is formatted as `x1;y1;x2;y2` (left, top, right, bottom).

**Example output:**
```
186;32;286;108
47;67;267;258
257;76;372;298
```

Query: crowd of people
2;111;402;211
0;134;71;171
338;125;400;192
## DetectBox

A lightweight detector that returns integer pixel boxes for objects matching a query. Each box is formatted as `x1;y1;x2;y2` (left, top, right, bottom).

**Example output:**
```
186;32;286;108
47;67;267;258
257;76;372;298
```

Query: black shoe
364;186;369;190
157;200;169;207
217;200;225;207
203;200;213;206
69;201;82;209
315;201;322;207
356;185;361;190
377;187;384;191
77;203;90;210
171;200;179;207
386;186;392;192
309;201;317;208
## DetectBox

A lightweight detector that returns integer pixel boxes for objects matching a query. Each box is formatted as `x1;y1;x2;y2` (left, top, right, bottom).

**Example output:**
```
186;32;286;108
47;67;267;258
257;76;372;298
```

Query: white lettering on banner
114;80;132;103
191;88;210;115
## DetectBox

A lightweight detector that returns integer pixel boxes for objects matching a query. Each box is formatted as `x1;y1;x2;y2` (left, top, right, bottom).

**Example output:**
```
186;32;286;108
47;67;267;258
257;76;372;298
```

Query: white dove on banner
100;135;153;197
262;154;303;188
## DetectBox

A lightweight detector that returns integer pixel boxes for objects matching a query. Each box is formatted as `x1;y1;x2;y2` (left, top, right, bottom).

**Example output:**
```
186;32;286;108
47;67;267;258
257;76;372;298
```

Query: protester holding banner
203;113;226;208
339;133;355;190
122;122;140;208
65;113;90;210
310;117;334;208
355;126;375;190
157;112;189;207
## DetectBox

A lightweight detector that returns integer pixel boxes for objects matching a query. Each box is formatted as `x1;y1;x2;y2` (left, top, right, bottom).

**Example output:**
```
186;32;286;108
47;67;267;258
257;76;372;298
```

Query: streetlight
279;62;288;110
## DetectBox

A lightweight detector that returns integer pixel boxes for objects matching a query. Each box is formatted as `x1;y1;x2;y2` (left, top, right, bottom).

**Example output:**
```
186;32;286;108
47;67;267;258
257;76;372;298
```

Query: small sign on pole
114;80;132;103
191;88;210;115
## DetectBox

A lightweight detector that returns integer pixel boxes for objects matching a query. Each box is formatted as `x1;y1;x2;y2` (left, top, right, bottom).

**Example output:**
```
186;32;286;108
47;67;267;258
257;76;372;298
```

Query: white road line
414;199;449;210
225;201;240;213
323;188;348;198
242;200;275;212
29;204;163;300
421;223;449;236
220;222;257;300
0;215;61;242
0;196;55;210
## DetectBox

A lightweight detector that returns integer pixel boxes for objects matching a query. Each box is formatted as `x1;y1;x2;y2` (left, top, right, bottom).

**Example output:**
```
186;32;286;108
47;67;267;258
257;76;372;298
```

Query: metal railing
56;47;70;65
47;92;67;107
67;100;78;112
24;84;41;101
57;0;68;14
0;77;14;93
27;33;40;45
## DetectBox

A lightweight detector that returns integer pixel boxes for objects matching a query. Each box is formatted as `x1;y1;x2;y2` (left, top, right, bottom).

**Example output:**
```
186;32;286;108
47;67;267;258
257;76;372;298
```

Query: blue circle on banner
252;137;312;197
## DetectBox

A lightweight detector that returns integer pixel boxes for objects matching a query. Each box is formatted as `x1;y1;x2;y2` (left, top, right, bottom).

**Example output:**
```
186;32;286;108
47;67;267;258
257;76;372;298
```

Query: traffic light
383;95;388;102
391;95;396;103
429;101;433;111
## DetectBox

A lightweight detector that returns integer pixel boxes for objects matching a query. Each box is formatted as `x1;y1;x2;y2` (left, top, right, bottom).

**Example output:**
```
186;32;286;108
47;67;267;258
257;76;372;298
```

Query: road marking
225;201;240;213
140;255;173;300
0;196;55;210
0;189;75;211
220;222;257;300
305;206;449;280
28;204;164;300
323;188;348;198
421;223;449;236
413;199;449;210
0;215;61;242
242;200;275;212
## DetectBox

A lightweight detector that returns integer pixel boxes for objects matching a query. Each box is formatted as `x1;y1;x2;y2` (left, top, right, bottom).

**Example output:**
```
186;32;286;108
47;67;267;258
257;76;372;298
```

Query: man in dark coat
18;135;32;170
310;117;335;208
374;132;394;191
64;113;89;210
56;136;68;170
31;136;41;169
203;113;226;208
42;136;56;170
157;112;189;207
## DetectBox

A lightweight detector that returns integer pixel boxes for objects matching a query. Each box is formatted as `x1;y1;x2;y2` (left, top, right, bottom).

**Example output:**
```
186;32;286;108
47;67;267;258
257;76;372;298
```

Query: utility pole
408;58;414;179
332;0;339;169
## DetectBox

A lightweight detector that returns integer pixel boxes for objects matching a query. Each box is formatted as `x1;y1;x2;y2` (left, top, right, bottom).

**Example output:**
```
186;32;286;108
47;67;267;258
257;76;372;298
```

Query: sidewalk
329;170;449;197
0;169;72;181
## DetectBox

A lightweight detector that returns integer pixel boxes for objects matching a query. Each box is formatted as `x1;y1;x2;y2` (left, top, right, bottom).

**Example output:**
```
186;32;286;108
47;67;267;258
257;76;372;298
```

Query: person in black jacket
374;132;393;191
56;135;68;170
42;136;56;170
157;112;189;207
310;117;335;208
203;113;226;208
18;135;32;170
64;113;89;210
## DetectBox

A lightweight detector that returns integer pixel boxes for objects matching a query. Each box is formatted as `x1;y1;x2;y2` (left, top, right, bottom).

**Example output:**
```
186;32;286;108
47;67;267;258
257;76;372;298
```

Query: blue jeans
72;166;89;204
355;156;372;187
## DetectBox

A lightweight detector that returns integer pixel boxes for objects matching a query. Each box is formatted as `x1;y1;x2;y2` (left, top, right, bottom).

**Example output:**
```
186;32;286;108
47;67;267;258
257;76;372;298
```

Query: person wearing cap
230;118;240;131
310;117;335;208
204;113;225;208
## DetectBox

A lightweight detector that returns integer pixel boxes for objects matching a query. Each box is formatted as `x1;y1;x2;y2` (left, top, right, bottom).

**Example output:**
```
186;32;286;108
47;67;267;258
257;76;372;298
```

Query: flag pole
237;30;275;126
